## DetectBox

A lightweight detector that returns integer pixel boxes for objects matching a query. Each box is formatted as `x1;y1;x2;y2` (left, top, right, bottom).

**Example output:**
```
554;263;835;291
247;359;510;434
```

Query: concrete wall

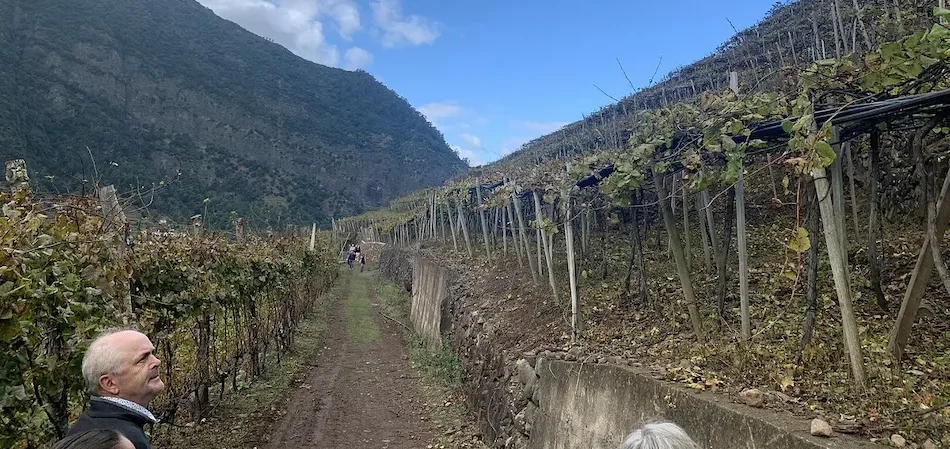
380;250;881;449
379;247;412;292
408;253;451;349
529;359;880;449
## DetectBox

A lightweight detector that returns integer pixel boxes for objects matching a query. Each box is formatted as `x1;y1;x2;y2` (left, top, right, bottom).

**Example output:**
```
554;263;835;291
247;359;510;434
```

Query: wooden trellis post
563;188;581;341
445;201;459;251
700;187;720;266
235;218;246;242
732;73;751;342
309;223;316;251
653;169;704;342
98;184;132;315
534;191;559;303
889;161;950;359
696;195;713;271
501;205;508;255
475;179;491;257
736;168;751;342
535;204;545;277
455;198;474;257
811;165;866;385
511;182;539;284
831;126;849;276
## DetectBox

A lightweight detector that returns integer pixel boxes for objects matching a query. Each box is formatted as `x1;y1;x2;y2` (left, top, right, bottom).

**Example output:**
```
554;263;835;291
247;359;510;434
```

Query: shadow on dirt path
263;271;436;449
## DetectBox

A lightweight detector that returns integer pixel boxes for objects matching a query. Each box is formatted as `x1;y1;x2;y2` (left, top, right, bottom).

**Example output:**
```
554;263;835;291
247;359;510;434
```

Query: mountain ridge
0;0;466;227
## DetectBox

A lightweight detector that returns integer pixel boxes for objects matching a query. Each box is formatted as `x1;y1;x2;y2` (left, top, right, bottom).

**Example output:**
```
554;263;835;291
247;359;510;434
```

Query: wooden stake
696;195;713;272
506;200;524;267
475;179;491;257
789;31;799;66
536;212;545;277
511;184;539;284
834;0;849;55
501;205;508;255
534;191;559;303
701;189;720;265
439;201;447;243
831;1;842;58
683;188;692;270
445;201;459;251
889;158;950;358
812;167;866;385
98;184;131;314
563;190;580;340
831;127;849;276
868;131;886;309
309;223;316;251
846;144;860;235
456;199;474;257
736;169;751;341
654;170;704;342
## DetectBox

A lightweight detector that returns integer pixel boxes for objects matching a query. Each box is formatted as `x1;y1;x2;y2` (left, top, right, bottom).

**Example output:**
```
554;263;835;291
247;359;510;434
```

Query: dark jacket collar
87;397;154;426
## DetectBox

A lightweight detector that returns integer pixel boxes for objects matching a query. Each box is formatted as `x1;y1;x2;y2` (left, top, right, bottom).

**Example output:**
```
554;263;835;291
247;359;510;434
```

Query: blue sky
197;0;778;166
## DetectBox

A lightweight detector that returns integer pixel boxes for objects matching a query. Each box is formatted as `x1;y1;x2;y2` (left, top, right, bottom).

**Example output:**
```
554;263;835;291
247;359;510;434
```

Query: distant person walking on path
347;250;356;269
67;329;164;449
359;252;366;272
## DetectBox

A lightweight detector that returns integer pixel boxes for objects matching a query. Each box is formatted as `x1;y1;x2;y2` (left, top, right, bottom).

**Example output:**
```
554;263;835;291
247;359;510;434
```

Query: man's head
82;329;164;407
619;420;701;449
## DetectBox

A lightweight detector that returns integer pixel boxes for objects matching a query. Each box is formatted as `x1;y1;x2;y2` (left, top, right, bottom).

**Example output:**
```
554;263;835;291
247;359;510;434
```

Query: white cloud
343;47;373;70
197;0;363;67
371;0;440;47
512;120;569;134
451;145;485;167
417;102;462;123
327;1;360;38
500;137;527;156
460;133;482;149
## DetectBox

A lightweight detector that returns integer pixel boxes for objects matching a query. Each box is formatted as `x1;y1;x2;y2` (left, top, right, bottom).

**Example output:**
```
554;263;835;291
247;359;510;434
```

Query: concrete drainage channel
379;248;883;449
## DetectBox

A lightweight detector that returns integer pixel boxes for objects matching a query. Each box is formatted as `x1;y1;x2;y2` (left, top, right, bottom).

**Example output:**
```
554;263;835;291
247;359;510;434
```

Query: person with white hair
619;420;702;449
66;329;164;449
53;429;135;449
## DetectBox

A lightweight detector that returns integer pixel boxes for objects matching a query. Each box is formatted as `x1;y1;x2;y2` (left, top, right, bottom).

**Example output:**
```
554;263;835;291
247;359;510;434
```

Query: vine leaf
815;141;837;168
788;226;811;253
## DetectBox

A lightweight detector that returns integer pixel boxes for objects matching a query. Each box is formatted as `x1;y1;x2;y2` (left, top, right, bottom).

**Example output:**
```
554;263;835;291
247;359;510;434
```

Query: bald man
66;329;164;449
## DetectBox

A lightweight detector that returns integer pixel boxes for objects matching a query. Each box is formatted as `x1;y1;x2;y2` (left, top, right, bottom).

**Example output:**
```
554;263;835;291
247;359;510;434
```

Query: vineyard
338;6;950;446
0;176;338;449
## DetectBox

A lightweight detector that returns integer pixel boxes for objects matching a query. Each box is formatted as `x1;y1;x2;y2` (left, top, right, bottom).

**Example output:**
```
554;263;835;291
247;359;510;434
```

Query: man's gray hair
619;420;701;449
81;328;138;396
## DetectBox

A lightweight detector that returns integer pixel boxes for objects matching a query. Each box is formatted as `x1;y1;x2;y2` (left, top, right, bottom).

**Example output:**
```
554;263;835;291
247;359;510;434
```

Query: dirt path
263;272;436;449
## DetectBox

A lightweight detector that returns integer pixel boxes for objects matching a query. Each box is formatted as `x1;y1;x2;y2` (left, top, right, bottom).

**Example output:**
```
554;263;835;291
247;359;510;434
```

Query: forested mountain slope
0;0;466;227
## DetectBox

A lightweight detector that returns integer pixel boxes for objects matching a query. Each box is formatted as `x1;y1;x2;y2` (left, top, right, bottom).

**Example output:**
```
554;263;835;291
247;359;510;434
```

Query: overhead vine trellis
337;9;950;386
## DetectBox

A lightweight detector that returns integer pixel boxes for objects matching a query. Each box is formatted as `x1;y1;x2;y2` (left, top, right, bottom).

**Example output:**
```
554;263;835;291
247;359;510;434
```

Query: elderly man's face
100;331;164;406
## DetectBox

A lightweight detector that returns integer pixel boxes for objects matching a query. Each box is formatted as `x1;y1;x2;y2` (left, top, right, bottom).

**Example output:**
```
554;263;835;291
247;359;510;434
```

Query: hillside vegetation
484;0;939;174
339;1;950;446
0;187;339;449
0;0;466;228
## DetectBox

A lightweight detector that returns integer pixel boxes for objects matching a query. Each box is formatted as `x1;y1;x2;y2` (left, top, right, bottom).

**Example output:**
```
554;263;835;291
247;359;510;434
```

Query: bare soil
263;272;437;449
